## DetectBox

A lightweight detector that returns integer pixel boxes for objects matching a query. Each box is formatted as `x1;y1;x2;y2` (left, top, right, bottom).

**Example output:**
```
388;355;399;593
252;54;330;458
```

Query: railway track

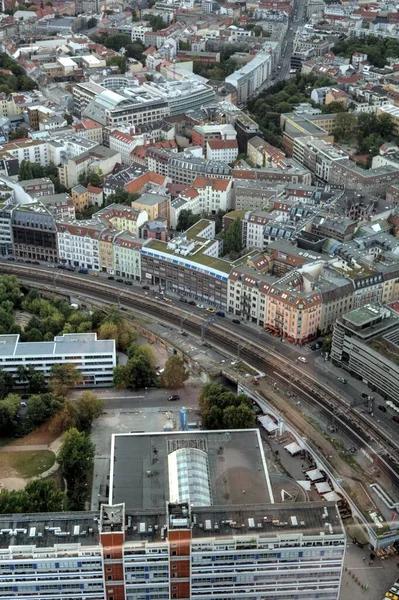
2;262;399;494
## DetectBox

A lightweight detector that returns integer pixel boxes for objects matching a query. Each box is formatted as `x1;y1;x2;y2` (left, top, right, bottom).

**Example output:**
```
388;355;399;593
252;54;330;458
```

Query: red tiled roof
207;139;238;150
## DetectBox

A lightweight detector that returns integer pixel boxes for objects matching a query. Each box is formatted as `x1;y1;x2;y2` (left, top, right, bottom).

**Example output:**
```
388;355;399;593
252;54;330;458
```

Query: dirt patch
14;310;32;329
0;478;26;491
8;421;59;447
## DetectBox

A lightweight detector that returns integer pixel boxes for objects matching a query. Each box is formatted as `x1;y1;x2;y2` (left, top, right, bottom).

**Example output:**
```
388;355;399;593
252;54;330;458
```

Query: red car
392;416;399;423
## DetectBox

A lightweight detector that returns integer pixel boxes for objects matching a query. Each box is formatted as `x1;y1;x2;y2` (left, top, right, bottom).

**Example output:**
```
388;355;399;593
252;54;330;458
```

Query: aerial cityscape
0;0;397;598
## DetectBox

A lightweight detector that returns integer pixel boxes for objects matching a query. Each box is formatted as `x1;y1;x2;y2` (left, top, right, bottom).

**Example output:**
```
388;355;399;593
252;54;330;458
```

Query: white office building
0;333;116;386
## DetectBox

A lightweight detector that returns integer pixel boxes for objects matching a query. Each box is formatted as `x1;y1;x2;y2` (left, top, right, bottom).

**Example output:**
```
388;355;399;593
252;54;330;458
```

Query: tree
322;336;332;354
199;383;255;430
0;369;14;400
124;355;157;389
177;209;200;231
0;480;65;514
24;480;65;513
49;364;83;397
58;428;95;510
104;187;140;206
75;391;104;432
64;112;73;125
106;55;127;74
147;14;165;31
222;403;255;429
86;16;97;28
320;101;347;114
8;127;28;141
127;343;156;366
332;112;357;142
17;364;47;394
160;355;189;389
223;218;242;258
0;393;21;435
113;365;128;388
99;316;137;353
25;393;61;430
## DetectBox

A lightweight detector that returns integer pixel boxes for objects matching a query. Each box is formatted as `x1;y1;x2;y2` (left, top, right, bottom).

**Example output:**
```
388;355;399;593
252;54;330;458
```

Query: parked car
168;395;180;402
392;416;399;423
378;405;387;412
180;297;188;303
297;356;307;363
232;319;241;324
124;280;133;286
142;285;150;290
216;310;225;317
78;268;89;274
188;300;196;306
206;307;215;313
197;304;205;309
116;278;123;283
338;377;347;384
91;272;99;277
108;276;114;280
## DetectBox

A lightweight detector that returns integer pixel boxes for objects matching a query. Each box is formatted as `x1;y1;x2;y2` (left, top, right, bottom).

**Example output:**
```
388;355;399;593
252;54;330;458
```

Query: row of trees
247;73;333;147
332;35;399;69
199;384;256;429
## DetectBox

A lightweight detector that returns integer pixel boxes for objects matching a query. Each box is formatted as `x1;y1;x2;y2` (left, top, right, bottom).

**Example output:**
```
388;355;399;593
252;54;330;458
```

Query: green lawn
0;450;56;478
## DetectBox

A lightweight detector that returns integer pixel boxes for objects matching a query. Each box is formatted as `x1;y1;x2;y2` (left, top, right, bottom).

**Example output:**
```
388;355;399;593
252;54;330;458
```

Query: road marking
100;395;146;399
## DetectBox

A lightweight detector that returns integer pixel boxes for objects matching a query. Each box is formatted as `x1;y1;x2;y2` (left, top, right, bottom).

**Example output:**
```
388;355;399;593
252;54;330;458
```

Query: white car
197;304;205;309
297;356;307;363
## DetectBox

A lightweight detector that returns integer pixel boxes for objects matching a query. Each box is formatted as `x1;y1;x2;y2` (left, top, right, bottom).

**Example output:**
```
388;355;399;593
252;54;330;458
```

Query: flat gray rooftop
0;333;115;357
110;430;272;511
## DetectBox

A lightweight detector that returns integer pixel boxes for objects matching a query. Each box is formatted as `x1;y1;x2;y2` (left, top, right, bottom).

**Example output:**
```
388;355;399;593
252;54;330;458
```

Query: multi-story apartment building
329;159;399;196
1;139;49;167
192;124;237;153
109;130;137;165
228;265;272;325
0;427;346;600
179;177;233;215
0;200;13;256
226;52;272;103
141;220;229;306
234;180;282;211
19;178;55;198
113;230;143;280
72;81;106;117
106;429;346;600
96;203;148;236
12;204;58;263
168;154;231;185
0;332;115;386
58;146;121;189
206;139;238;163
57;221;103;270
40;193;76;221
266;281;322;343
331;304;399;404
292;137;348;182
72;119;103;145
